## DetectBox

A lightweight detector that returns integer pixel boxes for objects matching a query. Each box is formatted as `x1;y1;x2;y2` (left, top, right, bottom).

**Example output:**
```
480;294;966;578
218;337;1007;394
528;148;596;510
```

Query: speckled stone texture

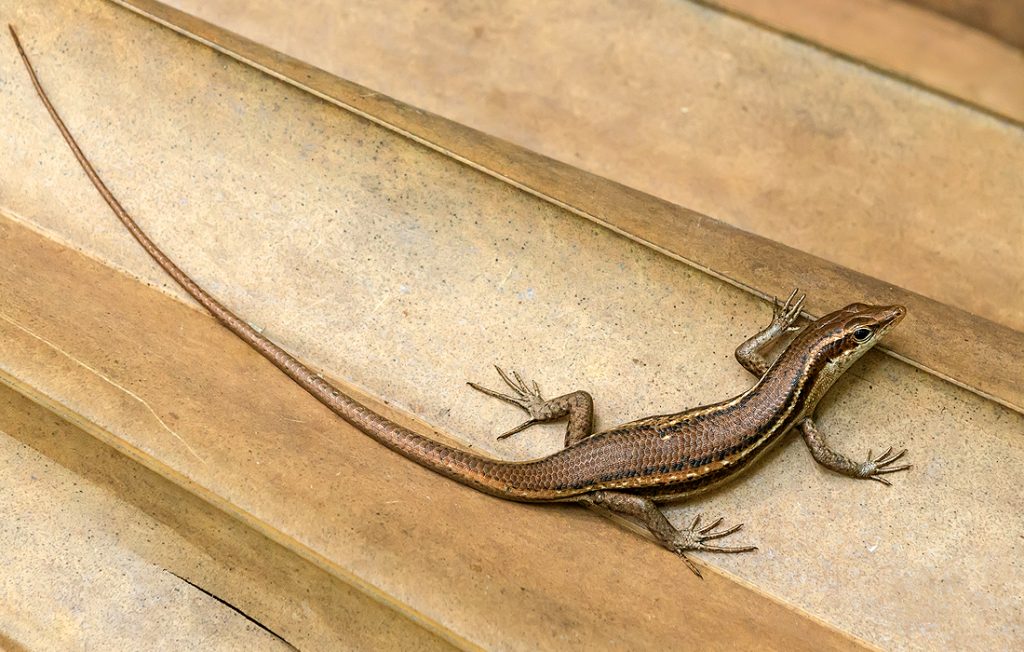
0;384;455;651
0;404;291;651
1;0;1021;649
161;0;1024;331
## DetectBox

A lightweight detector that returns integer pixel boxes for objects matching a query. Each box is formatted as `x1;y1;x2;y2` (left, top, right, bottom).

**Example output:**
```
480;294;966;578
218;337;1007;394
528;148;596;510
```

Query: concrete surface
708;0;1024;121
160;0;1024;331
1;0;1021;649
0;403;292;651
0;382;457;651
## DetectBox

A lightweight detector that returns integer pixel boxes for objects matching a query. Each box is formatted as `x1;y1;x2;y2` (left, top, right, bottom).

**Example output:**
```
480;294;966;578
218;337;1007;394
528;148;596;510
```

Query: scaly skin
11;26;911;575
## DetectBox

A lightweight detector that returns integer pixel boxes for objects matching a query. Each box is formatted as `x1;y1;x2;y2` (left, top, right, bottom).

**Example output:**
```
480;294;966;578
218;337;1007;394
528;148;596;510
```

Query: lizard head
796;302;906;396
834;302;906;347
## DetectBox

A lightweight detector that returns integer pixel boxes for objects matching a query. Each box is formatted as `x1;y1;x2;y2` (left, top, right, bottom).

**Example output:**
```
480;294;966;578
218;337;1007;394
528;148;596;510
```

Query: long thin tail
9;25;566;501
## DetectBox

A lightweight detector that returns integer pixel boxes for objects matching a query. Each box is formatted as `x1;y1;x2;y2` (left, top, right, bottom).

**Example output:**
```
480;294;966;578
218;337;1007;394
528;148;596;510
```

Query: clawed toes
862;446;912;485
467;380;523;407
677;514;757;558
468;365;545;409
772;288;799;314
678;553;703;579
469;365;550;440
772;288;806;332
496;419;539;440
496;366;543;400
870;446;908;466
671;515;759;576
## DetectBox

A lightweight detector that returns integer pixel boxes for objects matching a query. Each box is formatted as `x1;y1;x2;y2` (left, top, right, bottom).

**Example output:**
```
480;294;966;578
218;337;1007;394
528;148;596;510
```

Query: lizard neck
749;322;871;426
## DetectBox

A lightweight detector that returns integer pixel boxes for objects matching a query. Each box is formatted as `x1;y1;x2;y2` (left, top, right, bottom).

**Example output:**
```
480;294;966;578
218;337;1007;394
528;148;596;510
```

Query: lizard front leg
468;366;595;446
583;491;755;578
735;288;805;377
798;418;911;484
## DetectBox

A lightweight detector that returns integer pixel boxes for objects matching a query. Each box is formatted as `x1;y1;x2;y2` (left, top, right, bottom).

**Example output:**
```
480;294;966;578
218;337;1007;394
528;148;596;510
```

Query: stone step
2;1;1020;649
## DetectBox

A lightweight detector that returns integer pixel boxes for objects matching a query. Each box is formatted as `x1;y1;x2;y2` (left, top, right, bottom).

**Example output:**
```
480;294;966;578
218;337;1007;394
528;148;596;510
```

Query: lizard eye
853;327;873;342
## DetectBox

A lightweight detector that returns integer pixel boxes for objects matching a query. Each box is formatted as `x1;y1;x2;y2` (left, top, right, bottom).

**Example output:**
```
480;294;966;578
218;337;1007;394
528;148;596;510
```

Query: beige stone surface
0;383;457;651
158;0;1024;331
903;0;1024;49
1;1;1022;649
708;0;1024;121
0;409;291;651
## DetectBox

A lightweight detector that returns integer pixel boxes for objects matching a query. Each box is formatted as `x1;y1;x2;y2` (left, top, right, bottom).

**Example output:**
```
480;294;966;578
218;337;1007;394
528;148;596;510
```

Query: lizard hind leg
468;366;595;447
584;491;756;578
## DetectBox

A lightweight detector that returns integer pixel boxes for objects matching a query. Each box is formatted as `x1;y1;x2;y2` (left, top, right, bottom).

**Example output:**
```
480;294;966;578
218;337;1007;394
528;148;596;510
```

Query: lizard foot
856;446;911;486
468;366;548;439
771;288;806;334
670;513;758;578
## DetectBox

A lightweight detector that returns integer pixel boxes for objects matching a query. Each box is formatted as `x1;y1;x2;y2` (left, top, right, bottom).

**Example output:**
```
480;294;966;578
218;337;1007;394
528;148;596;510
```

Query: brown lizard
10;25;910;576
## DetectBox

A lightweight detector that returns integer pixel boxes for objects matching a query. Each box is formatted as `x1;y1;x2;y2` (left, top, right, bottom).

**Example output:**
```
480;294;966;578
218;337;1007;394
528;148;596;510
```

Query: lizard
10;25;910;576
